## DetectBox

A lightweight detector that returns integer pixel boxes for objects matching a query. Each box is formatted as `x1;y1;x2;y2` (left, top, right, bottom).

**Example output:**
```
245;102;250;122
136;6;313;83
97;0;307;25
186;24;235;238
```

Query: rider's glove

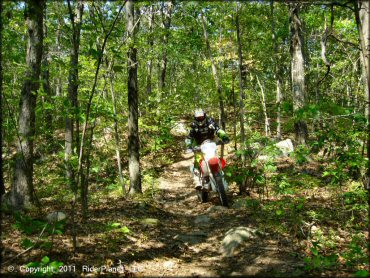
185;148;193;154
222;137;230;144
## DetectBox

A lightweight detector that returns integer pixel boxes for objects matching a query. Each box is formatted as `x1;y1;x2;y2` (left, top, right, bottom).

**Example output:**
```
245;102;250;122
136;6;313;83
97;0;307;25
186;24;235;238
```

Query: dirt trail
126;153;302;277
0;151;305;277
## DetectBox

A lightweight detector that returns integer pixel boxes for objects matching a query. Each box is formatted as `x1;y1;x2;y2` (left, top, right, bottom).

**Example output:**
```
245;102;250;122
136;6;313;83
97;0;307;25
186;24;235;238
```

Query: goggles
196;116;205;122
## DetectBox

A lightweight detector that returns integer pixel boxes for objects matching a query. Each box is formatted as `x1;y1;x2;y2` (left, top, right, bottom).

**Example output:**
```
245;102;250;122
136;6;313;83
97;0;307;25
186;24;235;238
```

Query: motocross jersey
186;117;225;146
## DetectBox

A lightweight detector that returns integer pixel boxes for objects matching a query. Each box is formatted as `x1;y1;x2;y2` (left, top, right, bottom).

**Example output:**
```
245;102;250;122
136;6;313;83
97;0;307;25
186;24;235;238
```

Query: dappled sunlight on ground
2;142;365;277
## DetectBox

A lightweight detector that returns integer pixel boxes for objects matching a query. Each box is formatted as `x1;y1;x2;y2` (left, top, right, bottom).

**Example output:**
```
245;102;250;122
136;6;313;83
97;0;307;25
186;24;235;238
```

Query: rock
46;211;67;223
194;215;211;225
231;199;247;209
205;206;228;213
163;261;175;269
230;271;243;276
140;218;159;226
275;139;294;156
257;155;270;162
170;122;188;136
220;227;258;257
173;232;207;244
311;225;319;233
250;142;262;150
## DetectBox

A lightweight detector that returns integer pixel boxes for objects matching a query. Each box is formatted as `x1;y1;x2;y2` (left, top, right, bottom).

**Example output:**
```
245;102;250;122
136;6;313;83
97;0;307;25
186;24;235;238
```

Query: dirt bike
191;139;229;207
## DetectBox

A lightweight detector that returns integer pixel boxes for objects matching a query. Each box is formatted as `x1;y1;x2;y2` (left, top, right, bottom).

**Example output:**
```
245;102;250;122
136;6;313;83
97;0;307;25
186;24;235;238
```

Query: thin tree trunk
0;1;3;268
0;0;4;199
290;4;307;145
55;15;63;98
271;0;282;140
256;75;271;137
10;0;44;209
65;0;83;251
236;4;246;161
77;3;125;217
146;5;154;97
354;1;370;270
65;0;83;253
126;0;142;195
159;2;173;93
355;1;370;118
232;63;237;151
81;84;106;219
65;0;83;190
201;12;226;152
108;61;125;195
42;8;53;142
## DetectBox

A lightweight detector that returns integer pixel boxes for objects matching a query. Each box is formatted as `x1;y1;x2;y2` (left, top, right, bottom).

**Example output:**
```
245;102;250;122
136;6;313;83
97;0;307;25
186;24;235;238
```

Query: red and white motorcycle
192;139;229;207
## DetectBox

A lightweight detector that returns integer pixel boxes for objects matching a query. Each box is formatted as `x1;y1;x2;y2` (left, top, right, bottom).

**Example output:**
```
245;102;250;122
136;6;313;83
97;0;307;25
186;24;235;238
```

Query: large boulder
220;227;258;257
275;139;294;156
194;215;211;225
140;218;160;226
46;211;67;223
170;122;188;136
173;231;207;244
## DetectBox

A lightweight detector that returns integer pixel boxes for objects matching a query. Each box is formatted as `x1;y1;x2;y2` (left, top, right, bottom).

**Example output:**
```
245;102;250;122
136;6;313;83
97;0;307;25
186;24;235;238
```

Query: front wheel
197;189;208;203
216;176;228;207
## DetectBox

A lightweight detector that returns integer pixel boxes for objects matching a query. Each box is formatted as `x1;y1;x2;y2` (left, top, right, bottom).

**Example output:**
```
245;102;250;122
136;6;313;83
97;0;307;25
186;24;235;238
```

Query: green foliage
13;212;47;235
292;145;310;165
228;132;280;194
342;234;367;269
140;116;176;154
341;184;367;211
13;212;65;236
25;256;64;277
355;270;369;278
273;174;294;194
107;222;131;235
314;113;366;186
21;238;35;249
304;241;339;271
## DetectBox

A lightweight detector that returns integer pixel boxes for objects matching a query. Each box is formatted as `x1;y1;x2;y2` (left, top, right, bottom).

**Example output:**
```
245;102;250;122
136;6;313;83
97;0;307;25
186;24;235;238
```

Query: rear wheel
216;175;228;207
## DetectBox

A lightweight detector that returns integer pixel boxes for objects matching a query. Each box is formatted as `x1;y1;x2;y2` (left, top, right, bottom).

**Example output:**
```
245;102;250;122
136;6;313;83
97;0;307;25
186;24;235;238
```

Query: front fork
203;159;227;192
193;153;227;192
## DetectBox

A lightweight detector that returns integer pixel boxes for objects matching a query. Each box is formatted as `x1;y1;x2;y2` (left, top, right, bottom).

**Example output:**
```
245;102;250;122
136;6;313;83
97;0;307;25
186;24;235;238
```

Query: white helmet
194;108;206;126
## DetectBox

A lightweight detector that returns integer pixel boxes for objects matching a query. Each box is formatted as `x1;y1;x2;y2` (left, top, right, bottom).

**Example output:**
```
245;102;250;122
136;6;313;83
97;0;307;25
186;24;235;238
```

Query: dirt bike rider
185;108;229;189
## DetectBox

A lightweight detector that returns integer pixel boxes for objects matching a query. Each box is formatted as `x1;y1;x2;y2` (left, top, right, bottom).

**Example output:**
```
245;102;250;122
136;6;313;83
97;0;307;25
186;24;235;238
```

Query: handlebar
190;140;227;152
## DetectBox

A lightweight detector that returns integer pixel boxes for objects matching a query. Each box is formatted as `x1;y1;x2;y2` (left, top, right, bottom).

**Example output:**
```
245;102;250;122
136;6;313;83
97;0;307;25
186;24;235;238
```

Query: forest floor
118;152;304;277
1;135;367;277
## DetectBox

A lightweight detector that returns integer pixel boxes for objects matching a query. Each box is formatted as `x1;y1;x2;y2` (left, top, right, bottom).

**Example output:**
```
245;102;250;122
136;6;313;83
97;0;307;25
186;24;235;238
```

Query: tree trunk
159;2;173;93
232;63;237;151
236;4;246;161
126;0;142;195
201;12;226;152
75;3;124;218
0;0;4;198
55;14;63;98
109;61;125;195
256;75;271;137
355;1;370;118
10;0;44;209
146;5;154;96
42;8;53;142
271;0;282;140
355;1;370;268
65;0;83;190
290;4;307;145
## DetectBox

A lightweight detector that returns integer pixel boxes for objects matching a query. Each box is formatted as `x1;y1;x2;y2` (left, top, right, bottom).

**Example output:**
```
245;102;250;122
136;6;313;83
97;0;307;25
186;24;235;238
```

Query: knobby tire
216;176;228;207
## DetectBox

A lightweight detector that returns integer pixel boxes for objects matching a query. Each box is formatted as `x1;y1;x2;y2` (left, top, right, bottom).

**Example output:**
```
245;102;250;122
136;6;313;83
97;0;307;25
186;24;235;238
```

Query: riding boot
203;176;210;190
192;168;202;189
